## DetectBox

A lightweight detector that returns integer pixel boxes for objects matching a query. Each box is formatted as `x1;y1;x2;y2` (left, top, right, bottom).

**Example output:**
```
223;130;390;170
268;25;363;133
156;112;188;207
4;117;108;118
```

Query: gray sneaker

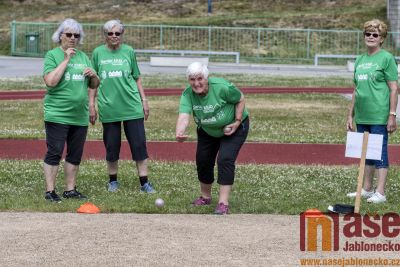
108;181;119;192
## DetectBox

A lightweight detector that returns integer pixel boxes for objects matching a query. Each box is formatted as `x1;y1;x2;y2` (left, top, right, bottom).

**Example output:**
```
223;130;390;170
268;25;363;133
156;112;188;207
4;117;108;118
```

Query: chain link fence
10;21;400;65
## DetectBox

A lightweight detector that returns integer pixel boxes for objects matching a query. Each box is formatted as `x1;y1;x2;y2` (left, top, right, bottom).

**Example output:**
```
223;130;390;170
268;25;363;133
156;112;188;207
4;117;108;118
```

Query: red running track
0;87;369;165
3;139;400;165
0;87;354;100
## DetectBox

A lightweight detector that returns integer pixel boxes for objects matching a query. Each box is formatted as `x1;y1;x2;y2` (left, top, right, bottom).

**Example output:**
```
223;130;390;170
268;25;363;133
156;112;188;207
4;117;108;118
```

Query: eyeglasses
64;33;80;38
107;32;121;37
364;32;380;38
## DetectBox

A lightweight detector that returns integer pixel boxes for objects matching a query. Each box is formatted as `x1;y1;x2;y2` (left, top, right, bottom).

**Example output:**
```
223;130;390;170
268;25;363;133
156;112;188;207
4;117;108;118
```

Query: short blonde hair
363;19;388;39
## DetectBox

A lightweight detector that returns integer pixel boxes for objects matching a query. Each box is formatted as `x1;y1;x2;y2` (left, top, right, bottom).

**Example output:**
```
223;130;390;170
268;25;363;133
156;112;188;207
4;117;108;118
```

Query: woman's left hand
387;115;397;134
142;99;149;120
223;120;241;136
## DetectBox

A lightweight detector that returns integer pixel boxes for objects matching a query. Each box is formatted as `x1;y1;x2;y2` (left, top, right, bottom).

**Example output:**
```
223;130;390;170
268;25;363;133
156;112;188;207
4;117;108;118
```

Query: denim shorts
356;124;388;168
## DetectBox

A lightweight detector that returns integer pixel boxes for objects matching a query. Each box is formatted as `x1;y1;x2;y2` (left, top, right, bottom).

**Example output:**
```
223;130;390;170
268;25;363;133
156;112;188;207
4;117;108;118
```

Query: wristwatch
389;111;397;117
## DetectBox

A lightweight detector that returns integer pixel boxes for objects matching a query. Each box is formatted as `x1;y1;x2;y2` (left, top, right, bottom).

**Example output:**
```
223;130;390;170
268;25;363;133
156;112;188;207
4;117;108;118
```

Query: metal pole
11;20;16;55
208;26;211;52
306;29;311;59
257;28;260;60
160;25;163;49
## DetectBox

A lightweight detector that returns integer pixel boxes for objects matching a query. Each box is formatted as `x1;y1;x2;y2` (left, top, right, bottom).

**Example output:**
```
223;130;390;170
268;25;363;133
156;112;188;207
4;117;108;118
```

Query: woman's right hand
176;133;189;143
63;48;76;59
346;116;354;131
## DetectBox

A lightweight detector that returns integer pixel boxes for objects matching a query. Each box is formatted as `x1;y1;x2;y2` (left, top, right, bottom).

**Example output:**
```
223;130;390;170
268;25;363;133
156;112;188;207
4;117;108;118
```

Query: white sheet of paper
345;132;383;160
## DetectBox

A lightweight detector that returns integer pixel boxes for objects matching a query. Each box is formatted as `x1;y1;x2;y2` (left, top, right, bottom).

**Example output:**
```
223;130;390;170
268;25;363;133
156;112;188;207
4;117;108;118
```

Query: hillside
0;0;387;55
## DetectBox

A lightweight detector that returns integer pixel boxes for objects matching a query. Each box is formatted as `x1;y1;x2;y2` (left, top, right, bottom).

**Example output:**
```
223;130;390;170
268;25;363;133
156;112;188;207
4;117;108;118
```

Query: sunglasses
364;32;380;38
107;32;121;37
64;33;80;38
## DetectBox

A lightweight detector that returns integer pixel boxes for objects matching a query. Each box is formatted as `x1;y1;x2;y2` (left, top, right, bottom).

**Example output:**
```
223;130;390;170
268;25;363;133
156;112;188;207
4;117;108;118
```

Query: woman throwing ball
176;62;249;215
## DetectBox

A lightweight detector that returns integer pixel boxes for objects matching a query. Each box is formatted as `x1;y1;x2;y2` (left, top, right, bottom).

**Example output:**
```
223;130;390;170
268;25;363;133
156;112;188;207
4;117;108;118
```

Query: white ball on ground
155;198;164;207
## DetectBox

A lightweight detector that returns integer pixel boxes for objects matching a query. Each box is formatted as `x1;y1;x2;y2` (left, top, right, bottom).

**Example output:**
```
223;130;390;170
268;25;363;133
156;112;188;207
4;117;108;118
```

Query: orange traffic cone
76;202;100;214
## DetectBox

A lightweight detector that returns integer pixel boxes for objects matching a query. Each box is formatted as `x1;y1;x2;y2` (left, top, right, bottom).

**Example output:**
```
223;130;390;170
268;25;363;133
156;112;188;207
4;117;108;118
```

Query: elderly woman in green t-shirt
346;19;398;204
42;18;99;202
176;62;250;215
90;20;155;193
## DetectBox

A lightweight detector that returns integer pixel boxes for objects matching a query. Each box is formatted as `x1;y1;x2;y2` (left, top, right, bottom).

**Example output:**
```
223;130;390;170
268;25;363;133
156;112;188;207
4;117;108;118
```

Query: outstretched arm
176;113;190;142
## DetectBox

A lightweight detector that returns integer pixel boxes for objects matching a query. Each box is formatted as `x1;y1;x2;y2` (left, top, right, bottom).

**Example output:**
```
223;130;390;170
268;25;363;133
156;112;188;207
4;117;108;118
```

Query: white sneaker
367;192;387;204
346;189;374;198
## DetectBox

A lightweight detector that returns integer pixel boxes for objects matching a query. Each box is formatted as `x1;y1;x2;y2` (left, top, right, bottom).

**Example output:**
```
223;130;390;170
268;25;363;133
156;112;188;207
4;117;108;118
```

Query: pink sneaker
214;203;229;215
192;196;211;206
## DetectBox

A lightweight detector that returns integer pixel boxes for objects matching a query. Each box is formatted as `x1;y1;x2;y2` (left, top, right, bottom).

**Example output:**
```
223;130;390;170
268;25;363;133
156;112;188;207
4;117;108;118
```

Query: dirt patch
1;212;398;266
1;213;297;266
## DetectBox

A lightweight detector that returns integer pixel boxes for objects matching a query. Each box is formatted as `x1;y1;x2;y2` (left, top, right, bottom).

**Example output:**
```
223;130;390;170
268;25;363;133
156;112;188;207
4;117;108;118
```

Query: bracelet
235;118;242;122
142;98;148;102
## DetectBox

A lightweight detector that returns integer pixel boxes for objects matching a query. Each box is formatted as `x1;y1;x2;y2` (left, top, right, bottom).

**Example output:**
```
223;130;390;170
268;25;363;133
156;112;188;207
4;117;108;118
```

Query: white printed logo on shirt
108;71;123;78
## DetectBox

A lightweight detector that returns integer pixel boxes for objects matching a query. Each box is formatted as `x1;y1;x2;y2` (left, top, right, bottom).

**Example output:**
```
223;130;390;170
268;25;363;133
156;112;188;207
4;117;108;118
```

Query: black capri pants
44;121;88;166
196;117;249;186
102;118;149;162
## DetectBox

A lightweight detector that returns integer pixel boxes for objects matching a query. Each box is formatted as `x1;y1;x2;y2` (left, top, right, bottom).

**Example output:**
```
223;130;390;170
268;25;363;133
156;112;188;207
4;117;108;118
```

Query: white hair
186;62;209;79
103;20;124;35
51;18;84;44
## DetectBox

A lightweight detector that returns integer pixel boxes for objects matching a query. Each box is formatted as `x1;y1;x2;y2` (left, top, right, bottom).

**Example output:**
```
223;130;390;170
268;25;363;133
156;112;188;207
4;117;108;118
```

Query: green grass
0;93;364;144
0;74;354;91
1;159;400;215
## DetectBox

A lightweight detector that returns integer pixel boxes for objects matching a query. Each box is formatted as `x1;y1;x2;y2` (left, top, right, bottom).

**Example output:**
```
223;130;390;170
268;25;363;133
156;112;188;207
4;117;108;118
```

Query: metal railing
314;54;400;66
135;49;240;63
10;21;400;64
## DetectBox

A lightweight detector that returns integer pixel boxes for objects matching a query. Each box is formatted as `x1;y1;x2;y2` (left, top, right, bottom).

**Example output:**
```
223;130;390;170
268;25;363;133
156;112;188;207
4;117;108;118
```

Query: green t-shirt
43;47;92;126
353;49;398;125
179;77;249;137
92;44;143;123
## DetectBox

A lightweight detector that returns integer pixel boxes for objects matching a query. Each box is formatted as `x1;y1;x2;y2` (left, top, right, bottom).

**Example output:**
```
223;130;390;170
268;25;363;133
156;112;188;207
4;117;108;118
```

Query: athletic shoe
140;182;155;193
62;188;87;199
107;181;119;192
367;192;387;204
191;196;211;206
45;190;61;202
214;202;229;215
346;189;374;198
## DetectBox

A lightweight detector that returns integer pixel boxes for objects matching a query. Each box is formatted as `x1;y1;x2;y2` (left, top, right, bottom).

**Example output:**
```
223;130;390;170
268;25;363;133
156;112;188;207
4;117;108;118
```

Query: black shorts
196;117;249;185
102;118;148;162
44;121;88;166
